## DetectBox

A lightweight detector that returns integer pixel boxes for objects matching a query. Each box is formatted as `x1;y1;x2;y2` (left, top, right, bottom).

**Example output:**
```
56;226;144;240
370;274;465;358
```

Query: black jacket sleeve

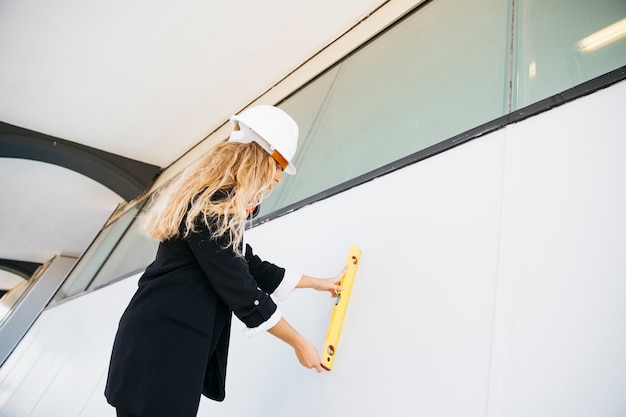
185;227;278;329
244;244;284;294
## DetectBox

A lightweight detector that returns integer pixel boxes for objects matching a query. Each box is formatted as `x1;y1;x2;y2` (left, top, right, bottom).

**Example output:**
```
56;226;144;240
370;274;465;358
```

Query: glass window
260;0;510;215
87;215;158;290
514;0;626;109
50;206;139;303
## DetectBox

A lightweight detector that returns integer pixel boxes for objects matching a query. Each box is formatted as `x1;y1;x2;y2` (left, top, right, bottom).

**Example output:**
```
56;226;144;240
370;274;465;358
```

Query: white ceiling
0;0;388;288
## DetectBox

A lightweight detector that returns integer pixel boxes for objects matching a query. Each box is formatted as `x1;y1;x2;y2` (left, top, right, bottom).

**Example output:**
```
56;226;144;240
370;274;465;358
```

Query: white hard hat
228;105;299;175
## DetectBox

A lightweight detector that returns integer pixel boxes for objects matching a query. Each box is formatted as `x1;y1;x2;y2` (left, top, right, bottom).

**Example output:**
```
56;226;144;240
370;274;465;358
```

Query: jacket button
254;300;259;306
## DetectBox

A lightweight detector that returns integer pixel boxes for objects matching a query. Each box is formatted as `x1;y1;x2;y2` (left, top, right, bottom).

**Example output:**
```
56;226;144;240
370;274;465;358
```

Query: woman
105;105;344;417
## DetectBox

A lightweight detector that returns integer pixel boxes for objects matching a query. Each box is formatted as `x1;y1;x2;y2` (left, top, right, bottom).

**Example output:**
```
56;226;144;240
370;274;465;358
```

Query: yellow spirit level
321;245;361;371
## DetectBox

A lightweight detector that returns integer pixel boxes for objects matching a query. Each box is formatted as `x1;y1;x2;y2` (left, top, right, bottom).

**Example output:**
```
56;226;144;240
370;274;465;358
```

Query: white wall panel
489;80;626;417
0;275;138;417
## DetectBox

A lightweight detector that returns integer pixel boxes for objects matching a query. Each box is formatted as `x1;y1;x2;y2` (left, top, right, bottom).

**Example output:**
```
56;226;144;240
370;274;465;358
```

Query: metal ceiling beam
0;121;161;201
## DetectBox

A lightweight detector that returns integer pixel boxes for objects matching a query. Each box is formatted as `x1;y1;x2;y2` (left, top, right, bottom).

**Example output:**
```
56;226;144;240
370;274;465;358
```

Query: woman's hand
268;317;324;372
297;266;347;298
293;337;324;373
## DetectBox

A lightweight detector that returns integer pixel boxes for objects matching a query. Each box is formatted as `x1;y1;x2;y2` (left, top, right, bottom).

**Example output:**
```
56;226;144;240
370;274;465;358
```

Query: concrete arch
0;121;161;201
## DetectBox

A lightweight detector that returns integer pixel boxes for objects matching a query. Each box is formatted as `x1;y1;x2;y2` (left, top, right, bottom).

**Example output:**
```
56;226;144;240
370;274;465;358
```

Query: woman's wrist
296;275;315;290
268;317;302;348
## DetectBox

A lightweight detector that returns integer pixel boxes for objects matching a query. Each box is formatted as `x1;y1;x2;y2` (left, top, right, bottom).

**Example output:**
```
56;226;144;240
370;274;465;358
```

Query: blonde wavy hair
140;141;277;256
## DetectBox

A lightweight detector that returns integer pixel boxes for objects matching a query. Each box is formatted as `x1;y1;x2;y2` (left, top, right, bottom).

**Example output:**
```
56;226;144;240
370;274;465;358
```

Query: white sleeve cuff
271;270;301;304
242;308;282;338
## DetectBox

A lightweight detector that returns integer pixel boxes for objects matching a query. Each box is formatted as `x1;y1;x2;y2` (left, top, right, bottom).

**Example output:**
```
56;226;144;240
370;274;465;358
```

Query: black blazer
105;222;285;417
